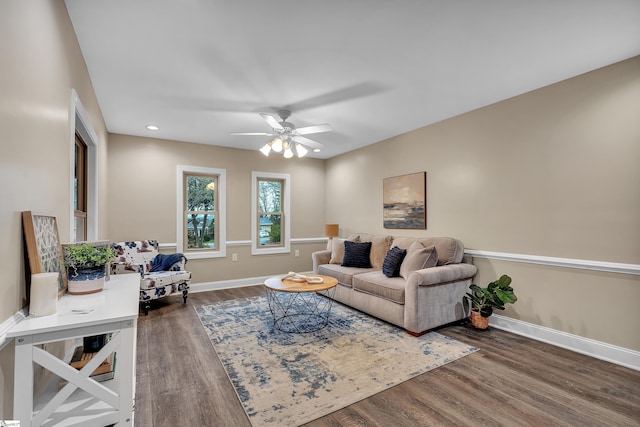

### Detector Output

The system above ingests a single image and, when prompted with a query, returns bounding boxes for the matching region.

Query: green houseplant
[465,274,517,329]
[63,243,115,295]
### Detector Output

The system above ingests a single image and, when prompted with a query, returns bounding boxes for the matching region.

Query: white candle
[29,272,59,317]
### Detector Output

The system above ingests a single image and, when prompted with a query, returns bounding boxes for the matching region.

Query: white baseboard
[490,314,640,371]
[188,271,313,293]
[189,276,270,293]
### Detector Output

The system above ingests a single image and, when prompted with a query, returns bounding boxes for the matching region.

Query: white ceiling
[64,0,640,159]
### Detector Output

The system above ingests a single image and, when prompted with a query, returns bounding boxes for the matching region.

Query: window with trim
[73,133,87,242]
[177,166,226,258]
[252,172,290,255]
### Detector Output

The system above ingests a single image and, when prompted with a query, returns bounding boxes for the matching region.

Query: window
[74,133,87,242]
[177,166,226,258]
[252,172,290,255]
[69,89,98,242]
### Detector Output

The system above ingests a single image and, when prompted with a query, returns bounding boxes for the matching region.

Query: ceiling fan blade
[260,113,284,130]
[230,132,274,136]
[295,123,333,135]
[292,135,324,149]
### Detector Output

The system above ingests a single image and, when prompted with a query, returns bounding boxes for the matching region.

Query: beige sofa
[312,233,477,336]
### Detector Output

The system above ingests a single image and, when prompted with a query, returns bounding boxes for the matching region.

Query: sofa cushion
[382,246,407,278]
[419,237,463,265]
[352,271,406,304]
[141,270,191,290]
[318,263,378,287]
[342,241,373,268]
[399,242,438,279]
[392,236,463,265]
[349,233,393,268]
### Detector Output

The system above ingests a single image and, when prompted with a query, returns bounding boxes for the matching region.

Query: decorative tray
[282,272,324,284]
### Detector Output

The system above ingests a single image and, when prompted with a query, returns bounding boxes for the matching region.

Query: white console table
[7,274,139,427]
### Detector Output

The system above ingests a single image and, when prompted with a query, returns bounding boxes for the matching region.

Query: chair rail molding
[465,249,640,276]
[159,237,327,250]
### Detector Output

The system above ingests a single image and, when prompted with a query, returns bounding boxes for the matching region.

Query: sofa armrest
[404,263,478,334]
[412,263,478,287]
[312,250,332,273]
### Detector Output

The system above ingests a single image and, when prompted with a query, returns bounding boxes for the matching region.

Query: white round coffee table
[264,275,338,333]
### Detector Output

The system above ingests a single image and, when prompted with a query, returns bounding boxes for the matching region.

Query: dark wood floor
[135,286,640,427]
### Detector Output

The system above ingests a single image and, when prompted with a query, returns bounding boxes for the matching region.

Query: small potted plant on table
[465,274,517,329]
[63,243,115,295]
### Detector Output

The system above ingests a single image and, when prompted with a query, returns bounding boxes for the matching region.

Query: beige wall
[0,0,109,417]
[1,0,638,418]
[107,134,327,282]
[326,57,640,350]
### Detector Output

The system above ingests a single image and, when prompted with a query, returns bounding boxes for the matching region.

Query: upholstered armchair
[110,240,191,315]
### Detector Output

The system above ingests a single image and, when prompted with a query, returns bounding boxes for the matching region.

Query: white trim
[156,238,326,251]
[69,89,99,242]
[158,242,178,249]
[251,172,291,255]
[489,314,640,371]
[0,308,28,350]
[176,165,227,259]
[292,237,328,244]
[465,249,640,276]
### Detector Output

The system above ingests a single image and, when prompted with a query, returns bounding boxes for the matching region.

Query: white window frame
[69,89,99,242]
[177,165,226,259]
[251,171,290,255]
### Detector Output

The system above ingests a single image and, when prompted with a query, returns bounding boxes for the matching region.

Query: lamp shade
[324,224,339,238]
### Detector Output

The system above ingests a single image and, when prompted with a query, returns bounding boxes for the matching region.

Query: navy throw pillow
[382,246,407,278]
[341,241,373,268]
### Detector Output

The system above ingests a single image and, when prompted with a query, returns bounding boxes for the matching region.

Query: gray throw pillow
[399,242,438,279]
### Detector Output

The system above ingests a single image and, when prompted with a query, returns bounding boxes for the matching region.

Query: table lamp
[324,224,339,250]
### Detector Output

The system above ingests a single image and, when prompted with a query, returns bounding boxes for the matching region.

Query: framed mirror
[22,211,68,298]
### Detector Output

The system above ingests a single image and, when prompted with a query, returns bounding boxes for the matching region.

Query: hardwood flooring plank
[134,287,640,427]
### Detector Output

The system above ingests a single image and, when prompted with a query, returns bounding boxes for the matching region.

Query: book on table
[69,345,116,381]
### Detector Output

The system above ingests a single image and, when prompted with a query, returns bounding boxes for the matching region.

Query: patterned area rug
[196,296,478,427]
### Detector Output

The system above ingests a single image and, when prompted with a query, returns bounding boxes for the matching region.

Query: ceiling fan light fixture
[283,141,293,158]
[271,137,283,152]
[259,143,272,156]
[295,143,308,157]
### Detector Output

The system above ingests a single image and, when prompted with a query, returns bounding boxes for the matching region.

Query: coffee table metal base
[265,287,336,333]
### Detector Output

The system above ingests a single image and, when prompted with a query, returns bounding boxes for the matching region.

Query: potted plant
[63,243,115,295]
[465,274,517,329]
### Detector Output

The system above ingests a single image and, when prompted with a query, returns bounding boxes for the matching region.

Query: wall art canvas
[383,172,426,229]
[23,211,68,298]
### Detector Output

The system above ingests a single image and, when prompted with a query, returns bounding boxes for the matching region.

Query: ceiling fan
[231,109,332,158]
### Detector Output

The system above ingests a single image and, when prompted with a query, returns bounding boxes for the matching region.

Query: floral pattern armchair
[110,240,190,315]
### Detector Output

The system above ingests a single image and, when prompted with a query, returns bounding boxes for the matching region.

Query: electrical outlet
[232,253,238,262]
[295,249,300,257]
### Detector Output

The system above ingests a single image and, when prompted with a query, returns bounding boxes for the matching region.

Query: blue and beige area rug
[196,296,478,427]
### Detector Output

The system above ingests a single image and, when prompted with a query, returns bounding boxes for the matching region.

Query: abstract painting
[383,172,426,229]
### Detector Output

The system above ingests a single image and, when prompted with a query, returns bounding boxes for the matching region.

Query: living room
[1,1,639,425]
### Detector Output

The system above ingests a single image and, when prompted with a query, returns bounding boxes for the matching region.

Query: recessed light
[146,125,159,131]
[313,148,321,153]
